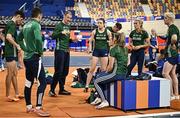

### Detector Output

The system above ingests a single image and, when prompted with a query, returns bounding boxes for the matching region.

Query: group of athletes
[0,6,179,116]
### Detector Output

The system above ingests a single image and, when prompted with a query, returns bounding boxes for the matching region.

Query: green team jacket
[52,21,71,52]
[4,20,18,58]
[18,19,43,60]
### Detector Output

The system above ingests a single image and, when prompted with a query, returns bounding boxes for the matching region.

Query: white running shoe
[91,97,101,105]
[95,100,109,109]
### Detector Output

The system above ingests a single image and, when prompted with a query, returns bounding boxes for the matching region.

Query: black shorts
[92,49,108,57]
[5,57,18,62]
[166,56,178,65]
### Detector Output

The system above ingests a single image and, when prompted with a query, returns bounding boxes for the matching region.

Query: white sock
[26,105,33,110]
[36,106,42,110]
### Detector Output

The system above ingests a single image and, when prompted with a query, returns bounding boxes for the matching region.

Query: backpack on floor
[71,68,94,88]
[77,68,89,85]
[86,89,97,104]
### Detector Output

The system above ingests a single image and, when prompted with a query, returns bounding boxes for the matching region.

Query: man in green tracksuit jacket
[18,8,50,117]
[4,10,25,102]
[49,11,73,96]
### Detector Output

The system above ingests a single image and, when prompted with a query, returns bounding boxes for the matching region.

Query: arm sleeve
[169,28,178,39]
[129,31,133,38]
[17,31,24,42]
[110,47,116,57]
[169,28,179,47]
[7,24,16,37]
[144,31,149,39]
[52,24,63,39]
[17,31,26,51]
[33,23,43,55]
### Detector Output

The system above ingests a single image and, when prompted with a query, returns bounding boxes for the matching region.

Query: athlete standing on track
[84,18,112,92]
[4,10,25,102]
[18,8,50,117]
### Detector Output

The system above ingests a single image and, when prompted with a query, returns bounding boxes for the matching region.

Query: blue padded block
[122,80,136,110]
[148,80,160,108]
